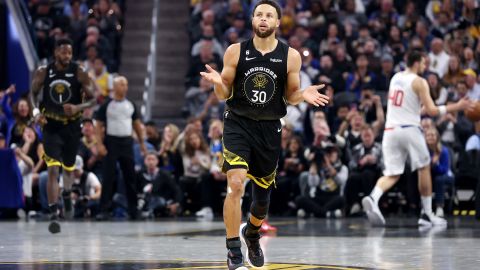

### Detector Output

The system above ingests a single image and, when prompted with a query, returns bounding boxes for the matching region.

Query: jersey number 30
[389,89,404,107]
[252,90,267,103]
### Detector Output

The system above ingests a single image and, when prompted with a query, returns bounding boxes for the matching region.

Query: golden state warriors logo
[0,261,374,269]
[49,79,72,105]
[243,67,278,106]
[252,74,268,89]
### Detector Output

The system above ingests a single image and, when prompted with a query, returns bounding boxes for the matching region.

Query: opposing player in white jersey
[362,50,472,227]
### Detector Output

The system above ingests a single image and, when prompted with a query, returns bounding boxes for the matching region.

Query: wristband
[438,105,447,116]
[33,108,40,117]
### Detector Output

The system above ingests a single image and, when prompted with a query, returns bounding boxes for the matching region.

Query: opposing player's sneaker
[48,214,61,234]
[362,196,385,226]
[418,213,447,227]
[226,239,246,270]
[240,223,264,268]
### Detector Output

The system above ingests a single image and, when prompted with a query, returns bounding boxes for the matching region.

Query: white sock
[370,186,384,204]
[421,196,433,216]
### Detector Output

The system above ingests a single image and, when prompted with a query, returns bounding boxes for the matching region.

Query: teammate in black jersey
[30,38,95,234]
[200,1,329,269]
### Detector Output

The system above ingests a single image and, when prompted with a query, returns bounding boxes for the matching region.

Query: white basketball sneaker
[362,196,385,226]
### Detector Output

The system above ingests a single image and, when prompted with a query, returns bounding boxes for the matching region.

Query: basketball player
[200,1,329,269]
[362,50,472,227]
[30,38,95,233]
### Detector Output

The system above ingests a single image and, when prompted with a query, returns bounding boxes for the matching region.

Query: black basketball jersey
[41,62,82,117]
[227,38,289,121]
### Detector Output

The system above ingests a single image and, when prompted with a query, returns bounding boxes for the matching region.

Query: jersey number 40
[389,89,404,107]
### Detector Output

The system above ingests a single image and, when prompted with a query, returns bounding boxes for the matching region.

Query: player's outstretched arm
[285,48,329,106]
[415,77,473,116]
[200,43,239,100]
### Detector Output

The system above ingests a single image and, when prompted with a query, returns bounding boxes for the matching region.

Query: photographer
[70,156,102,218]
[296,145,347,218]
[137,152,182,218]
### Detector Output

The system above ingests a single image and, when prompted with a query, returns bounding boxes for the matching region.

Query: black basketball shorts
[222,110,282,189]
[42,119,81,172]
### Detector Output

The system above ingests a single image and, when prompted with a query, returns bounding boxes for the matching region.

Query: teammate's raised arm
[29,66,46,115]
[285,48,329,107]
[200,43,240,100]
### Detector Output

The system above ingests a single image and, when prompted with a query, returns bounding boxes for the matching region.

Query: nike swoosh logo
[49,74,55,78]
[277,128,282,132]
[246,57,256,61]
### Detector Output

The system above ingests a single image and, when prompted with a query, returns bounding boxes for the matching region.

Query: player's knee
[250,199,269,220]
[227,170,247,198]
[227,179,244,198]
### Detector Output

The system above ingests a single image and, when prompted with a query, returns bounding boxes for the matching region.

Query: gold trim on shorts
[43,153,75,171]
[222,142,249,169]
[247,170,276,189]
[62,163,76,172]
[43,153,62,167]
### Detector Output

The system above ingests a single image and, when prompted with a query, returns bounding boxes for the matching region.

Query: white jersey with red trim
[385,71,422,128]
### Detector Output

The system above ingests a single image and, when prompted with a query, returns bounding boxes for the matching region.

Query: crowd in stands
[1,0,480,221]
[184,0,480,219]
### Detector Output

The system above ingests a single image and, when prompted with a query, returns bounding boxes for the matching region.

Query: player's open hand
[63,104,79,116]
[200,64,222,86]
[302,84,329,107]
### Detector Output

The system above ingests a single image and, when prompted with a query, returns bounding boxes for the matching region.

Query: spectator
[427,72,448,105]
[382,25,406,64]
[425,128,454,218]
[357,90,385,135]
[9,98,33,146]
[345,54,376,99]
[443,55,465,87]
[78,119,103,179]
[179,130,212,215]
[462,47,478,70]
[137,152,182,218]
[67,0,88,48]
[158,123,183,180]
[90,58,113,104]
[317,53,344,93]
[19,125,44,185]
[191,25,224,57]
[13,143,34,217]
[195,120,227,217]
[70,155,102,218]
[95,76,147,220]
[374,54,395,92]
[344,125,383,215]
[337,110,365,151]
[429,38,450,77]
[463,69,480,100]
[186,41,222,87]
[144,121,161,151]
[185,76,213,117]
[273,136,307,214]
[82,45,99,73]
[80,26,113,69]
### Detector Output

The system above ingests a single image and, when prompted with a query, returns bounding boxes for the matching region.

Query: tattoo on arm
[77,67,96,110]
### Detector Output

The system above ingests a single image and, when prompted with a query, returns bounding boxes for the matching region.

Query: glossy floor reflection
[0,217,479,269]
